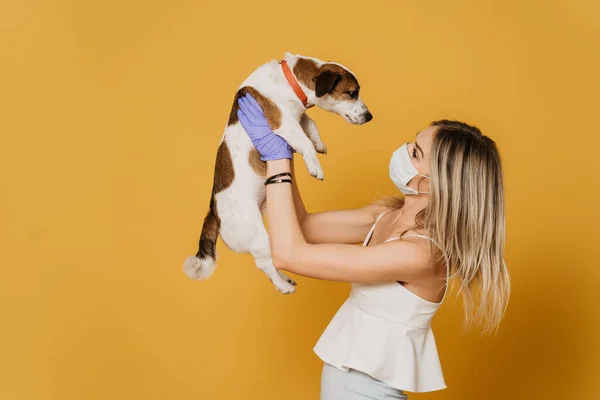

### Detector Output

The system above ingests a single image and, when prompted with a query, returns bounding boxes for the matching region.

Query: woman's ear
[314,71,341,98]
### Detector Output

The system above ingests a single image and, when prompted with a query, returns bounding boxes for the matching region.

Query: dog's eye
[346,90,358,99]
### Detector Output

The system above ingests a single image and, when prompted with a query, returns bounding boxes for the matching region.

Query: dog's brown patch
[248,147,267,176]
[248,148,268,211]
[197,192,221,259]
[258,190,267,213]
[227,86,282,130]
[315,64,359,99]
[204,196,221,234]
[196,141,234,260]
[213,141,235,193]
[293,58,319,90]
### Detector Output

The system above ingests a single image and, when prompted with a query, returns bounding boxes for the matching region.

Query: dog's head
[313,64,372,125]
[289,54,373,125]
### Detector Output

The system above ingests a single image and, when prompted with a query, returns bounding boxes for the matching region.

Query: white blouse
[313,212,450,393]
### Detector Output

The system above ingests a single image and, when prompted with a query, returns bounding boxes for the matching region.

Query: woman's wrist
[266,159,292,176]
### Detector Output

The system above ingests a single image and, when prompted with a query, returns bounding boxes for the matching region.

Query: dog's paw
[273,279,296,294]
[278,271,297,286]
[315,141,327,154]
[309,166,324,180]
[311,166,324,180]
[305,157,324,180]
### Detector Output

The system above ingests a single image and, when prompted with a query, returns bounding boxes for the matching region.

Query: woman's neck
[404,192,429,207]
[399,194,429,221]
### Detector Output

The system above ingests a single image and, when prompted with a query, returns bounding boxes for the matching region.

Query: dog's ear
[314,71,341,98]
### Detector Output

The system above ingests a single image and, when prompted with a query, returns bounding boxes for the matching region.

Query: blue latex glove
[237,93,293,161]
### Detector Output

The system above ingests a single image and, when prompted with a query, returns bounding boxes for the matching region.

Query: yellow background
[1,0,599,399]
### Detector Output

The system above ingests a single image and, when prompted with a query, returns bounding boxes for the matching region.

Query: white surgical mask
[389,143,430,195]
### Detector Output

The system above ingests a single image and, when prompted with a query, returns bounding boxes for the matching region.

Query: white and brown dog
[183,52,372,294]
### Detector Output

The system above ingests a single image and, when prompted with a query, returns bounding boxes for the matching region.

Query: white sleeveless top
[313,211,450,393]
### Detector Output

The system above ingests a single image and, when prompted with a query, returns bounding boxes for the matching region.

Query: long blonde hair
[378,120,510,335]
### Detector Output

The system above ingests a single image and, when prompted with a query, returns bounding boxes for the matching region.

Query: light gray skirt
[320,363,408,400]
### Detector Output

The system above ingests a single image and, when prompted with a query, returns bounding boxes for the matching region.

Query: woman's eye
[412,148,417,158]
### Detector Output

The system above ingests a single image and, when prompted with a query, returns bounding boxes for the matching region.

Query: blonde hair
[378,120,510,335]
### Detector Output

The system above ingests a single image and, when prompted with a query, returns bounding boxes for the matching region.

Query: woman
[236,94,510,399]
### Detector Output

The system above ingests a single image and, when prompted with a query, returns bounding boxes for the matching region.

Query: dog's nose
[364,111,373,122]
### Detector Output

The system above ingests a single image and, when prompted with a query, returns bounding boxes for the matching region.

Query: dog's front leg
[300,113,327,154]
[274,120,324,180]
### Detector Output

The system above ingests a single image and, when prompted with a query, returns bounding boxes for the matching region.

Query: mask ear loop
[414,173,430,195]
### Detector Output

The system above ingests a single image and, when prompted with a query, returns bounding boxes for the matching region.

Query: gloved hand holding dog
[237,93,293,161]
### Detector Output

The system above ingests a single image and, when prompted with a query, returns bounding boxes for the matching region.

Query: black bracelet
[265,172,292,184]
[264,178,292,186]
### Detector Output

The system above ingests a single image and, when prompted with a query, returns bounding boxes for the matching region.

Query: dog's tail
[183,193,220,280]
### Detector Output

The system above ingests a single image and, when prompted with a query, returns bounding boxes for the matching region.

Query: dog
[183,52,372,294]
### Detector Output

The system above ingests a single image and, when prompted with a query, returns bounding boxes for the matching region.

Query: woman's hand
[237,94,293,161]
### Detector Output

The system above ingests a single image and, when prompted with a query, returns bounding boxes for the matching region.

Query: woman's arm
[236,93,429,282]
[301,205,389,245]
[266,159,433,283]
[290,157,308,224]
[290,155,388,244]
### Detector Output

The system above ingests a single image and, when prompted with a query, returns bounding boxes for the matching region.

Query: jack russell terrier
[183,52,372,294]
